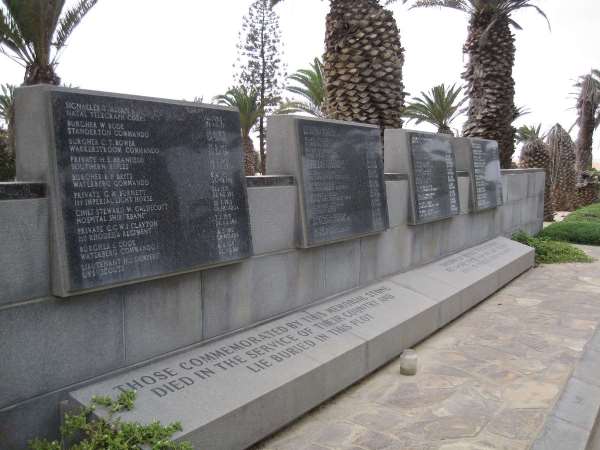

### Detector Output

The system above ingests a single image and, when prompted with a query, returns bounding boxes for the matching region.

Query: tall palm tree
[278,57,326,117]
[214,86,263,176]
[516,123,542,143]
[573,70,600,173]
[399,0,549,168]
[403,83,466,135]
[0,0,99,85]
[272,0,405,131]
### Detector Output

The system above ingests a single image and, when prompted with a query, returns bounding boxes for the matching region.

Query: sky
[1,0,599,160]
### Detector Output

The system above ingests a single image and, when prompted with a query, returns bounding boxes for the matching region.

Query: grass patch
[564,202,600,223]
[513,231,594,264]
[539,221,600,245]
[539,203,600,246]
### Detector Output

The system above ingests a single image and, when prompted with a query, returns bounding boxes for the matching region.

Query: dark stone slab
[469,139,503,211]
[296,119,389,247]
[384,173,408,181]
[246,175,295,187]
[406,132,460,224]
[43,89,252,296]
[0,182,46,200]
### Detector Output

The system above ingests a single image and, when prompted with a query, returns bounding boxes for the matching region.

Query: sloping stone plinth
[69,237,533,450]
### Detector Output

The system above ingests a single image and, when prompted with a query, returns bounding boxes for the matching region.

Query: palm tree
[573,70,600,173]
[517,124,553,220]
[0,0,99,85]
[272,0,405,130]
[277,58,326,117]
[546,124,577,211]
[214,86,263,176]
[399,0,549,168]
[403,83,466,135]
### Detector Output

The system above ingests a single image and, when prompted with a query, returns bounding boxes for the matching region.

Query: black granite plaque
[49,91,252,296]
[296,119,389,247]
[470,139,503,211]
[407,132,460,224]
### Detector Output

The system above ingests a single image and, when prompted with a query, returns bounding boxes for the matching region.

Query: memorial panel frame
[18,87,253,297]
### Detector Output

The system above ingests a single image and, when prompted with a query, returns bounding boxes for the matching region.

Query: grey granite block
[446,214,469,253]
[552,377,600,431]
[123,272,203,365]
[359,235,378,286]
[323,240,361,297]
[247,186,297,255]
[501,175,509,203]
[0,390,64,450]
[535,170,546,196]
[458,176,471,214]
[68,281,433,450]
[0,291,124,408]
[386,180,408,228]
[391,270,465,328]
[511,200,524,232]
[531,415,589,450]
[383,129,409,174]
[527,172,537,198]
[507,174,527,202]
[573,348,600,388]
[0,199,50,306]
[201,250,326,340]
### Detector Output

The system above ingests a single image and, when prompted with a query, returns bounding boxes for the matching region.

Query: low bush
[563,202,600,223]
[538,221,600,246]
[513,231,594,264]
[29,390,192,450]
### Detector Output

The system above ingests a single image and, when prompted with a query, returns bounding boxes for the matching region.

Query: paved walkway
[253,245,600,450]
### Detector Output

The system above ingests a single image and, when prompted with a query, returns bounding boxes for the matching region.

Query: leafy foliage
[278,57,326,117]
[214,86,263,138]
[538,221,600,246]
[403,83,466,135]
[516,124,542,143]
[0,127,14,180]
[28,390,192,450]
[563,202,600,223]
[0,0,99,85]
[235,0,285,173]
[0,83,14,128]
[513,231,593,264]
[396,0,549,34]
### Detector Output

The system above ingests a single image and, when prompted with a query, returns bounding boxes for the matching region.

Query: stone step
[67,237,534,450]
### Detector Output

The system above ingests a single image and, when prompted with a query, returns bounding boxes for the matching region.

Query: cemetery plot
[49,90,252,296]
[295,118,389,247]
[407,132,460,224]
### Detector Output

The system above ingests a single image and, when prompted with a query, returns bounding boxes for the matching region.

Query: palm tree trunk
[462,12,516,169]
[324,0,404,131]
[242,135,257,176]
[575,97,595,173]
[24,63,61,86]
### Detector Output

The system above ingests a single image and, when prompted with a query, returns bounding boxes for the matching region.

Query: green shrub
[538,221,600,246]
[563,203,600,223]
[513,231,594,264]
[29,390,192,450]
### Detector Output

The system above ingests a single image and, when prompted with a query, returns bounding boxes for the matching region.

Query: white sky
[1,0,599,160]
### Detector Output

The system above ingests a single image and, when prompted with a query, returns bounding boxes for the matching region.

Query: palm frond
[516,124,542,143]
[55,0,98,50]
[281,57,325,117]
[214,85,263,137]
[403,83,466,133]
[0,83,15,126]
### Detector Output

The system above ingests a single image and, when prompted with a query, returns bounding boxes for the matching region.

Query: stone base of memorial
[67,237,534,450]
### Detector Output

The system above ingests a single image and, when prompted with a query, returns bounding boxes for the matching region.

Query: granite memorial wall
[0,86,545,449]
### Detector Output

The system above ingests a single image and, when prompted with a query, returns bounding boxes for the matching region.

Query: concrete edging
[532,327,600,450]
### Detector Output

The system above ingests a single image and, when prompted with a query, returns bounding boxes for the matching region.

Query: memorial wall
[0,87,545,449]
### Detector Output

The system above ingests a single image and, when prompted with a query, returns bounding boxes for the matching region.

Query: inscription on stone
[407,132,460,224]
[296,119,389,247]
[470,139,503,210]
[50,91,252,296]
